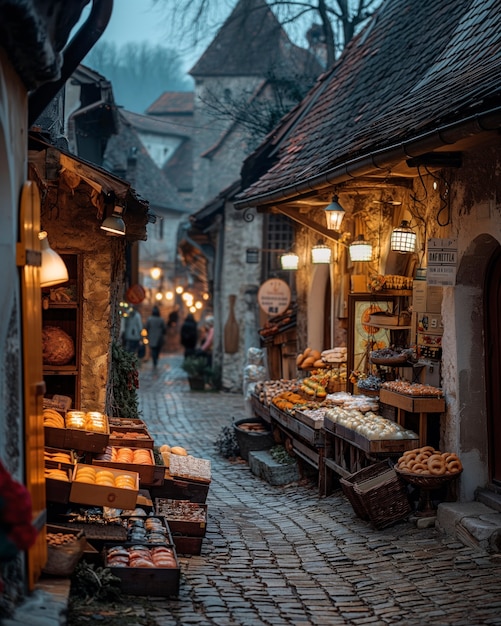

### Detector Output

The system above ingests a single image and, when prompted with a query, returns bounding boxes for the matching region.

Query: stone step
[436,501,501,553]
[248,449,300,486]
[476,487,501,512]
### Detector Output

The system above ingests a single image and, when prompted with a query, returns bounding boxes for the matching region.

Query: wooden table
[379,388,445,447]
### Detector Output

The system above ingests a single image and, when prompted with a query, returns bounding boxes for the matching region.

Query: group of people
[180,313,214,364]
[120,305,166,368]
[120,305,214,368]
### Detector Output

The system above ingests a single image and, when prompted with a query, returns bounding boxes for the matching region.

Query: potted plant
[182,355,212,391]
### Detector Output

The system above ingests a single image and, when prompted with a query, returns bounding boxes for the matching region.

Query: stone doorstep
[248,449,300,486]
[436,501,501,553]
[2,578,71,626]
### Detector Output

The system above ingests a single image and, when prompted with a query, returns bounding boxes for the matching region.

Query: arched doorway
[484,247,501,485]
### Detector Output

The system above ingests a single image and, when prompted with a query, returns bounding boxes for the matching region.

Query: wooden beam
[274,205,346,245]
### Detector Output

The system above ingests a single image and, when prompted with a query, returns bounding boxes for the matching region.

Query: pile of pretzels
[396,446,462,476]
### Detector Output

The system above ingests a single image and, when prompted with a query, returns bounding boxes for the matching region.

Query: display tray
[293,409,325,430]
[171,535,203,555]
[52,520,127,542]
[104,547,180,597]
[44,447,77,470]
[70,464,139,510]
[154,499,207,537]
[323,419,420,454]
[149,473,210,504]
[270,404,325,446]
[108,429,154,449]
[108,417,148,429]
[168,455,211,484]
[92,448,156,485]
[44,425,67,449]
[379,388,445,413]
[65,428,110,454]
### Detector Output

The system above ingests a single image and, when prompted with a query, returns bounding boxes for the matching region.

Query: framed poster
[346,294,394,392]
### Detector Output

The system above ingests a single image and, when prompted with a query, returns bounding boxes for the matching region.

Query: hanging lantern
[324,195,345,231]
[391,220,416,253]
[280,253,299,270]
[311,244,332,264]
[349,235,372,262]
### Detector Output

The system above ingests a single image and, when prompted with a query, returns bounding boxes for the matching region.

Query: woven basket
[395,468,462,490]
[340,459,411,529]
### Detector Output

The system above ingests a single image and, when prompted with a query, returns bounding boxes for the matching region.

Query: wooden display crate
[45,469,72,504]
[92,447,156,484]
[323,418,420,454]
[294,409,325,430]
[149,474,210,503]
[44,447,77,470]
[65,425,110,454]
[154,499,207,537]
[104,548,180,597]
[250,394,271,423]
[379,388,445,413]
[70,464,139,510]
[108,429,154,449]
[171,535,203,555]
[44,425,67,449]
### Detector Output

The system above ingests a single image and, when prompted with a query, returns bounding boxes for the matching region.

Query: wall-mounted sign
[427,238,458,286]
[257,278,291,316]
[126,284,146,304]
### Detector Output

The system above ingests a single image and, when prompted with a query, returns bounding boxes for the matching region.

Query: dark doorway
[485,248,501,485]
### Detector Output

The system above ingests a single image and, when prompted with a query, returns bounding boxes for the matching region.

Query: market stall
[42,406,212,595]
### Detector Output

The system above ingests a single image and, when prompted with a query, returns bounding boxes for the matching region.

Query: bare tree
[153,0,383,67]
[85,41,191,113]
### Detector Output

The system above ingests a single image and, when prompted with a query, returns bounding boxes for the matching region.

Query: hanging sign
[126,284,146,304]
[427,238,458,286]
[257,278,291,316]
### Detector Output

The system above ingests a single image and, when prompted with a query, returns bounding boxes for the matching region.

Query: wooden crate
[92,448,156,484]
[171,535,203,555]
[104,548,180,597]
[379,388,445,413]
[294,409,325,430]
[65,427,110,454]
[323,419,419,454]
[149,474,210,503]
[154,500,207,537]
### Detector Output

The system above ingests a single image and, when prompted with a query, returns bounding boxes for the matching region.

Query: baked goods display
[66,410,108,432]
[321,347,347,363]
[97,446,154,465]
[254,379,300,406]
[44,468,70,481]
[44,450,73,464]
[381,381,443,397]
[296,347,323,370]
[124,516,170,544]
[43,408,65,428]
[106,545,177,568]
[42,325,75,365]
[110,430,151,440]
[396,446,462,475]
[74,466,137,489]
[272,390,308,413]
[325,406,418,441]
[168,454,211,482]
[155,499,206,523]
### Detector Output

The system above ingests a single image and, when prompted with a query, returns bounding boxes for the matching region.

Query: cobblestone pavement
[133,354,501,626]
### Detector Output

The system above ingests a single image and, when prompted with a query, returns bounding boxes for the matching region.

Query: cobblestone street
[109,353,501,626]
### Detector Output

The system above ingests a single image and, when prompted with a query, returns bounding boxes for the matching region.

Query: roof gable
[146,92,194,116]
[189,0,317,78]
[236,0,501,206]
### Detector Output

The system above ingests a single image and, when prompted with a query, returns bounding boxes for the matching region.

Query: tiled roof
[189,0,320,78]
[236,0,501,207]
[104,110,187,212]
[121,109,191,139]
[145,92,194,115]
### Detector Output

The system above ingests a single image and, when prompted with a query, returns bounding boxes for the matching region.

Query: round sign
[126,284,146,304]
[257,278,291,316]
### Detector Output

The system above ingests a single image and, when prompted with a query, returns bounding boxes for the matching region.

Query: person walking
[145,305,166,368]
[180,313,198,357]
[120,306,143,355]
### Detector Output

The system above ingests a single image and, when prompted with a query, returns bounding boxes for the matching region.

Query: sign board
[427,238,458,286]
[257,278,291,316]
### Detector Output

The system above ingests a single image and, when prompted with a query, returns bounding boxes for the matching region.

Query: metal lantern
[349,235,372,262]
[391,220,416,253]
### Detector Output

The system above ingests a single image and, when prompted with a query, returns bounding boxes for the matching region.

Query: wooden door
[16,181,46,589]
[485,248,501,485]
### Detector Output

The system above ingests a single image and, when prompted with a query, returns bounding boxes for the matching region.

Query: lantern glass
[391,221,416,253]
[311,244,332,264]
[349,235,372,262]
[280,253,299,270]
[324,195,345,231]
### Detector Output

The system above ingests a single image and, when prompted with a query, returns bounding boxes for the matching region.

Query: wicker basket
[340,459,412,529]
[395,468,462,490]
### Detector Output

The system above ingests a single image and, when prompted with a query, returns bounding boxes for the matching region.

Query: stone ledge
[436,502,501,552]
[248,450,300,486]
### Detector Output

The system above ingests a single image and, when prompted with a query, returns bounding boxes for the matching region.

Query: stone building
[235,0,501,503]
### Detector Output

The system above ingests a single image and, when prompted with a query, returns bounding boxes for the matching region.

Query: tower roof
[189,0,316,77]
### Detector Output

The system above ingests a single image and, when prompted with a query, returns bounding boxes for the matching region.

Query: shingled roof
[146,92,194,116]
[189,0,319,78]
[235,0,501,208]
[104,110,186,213]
